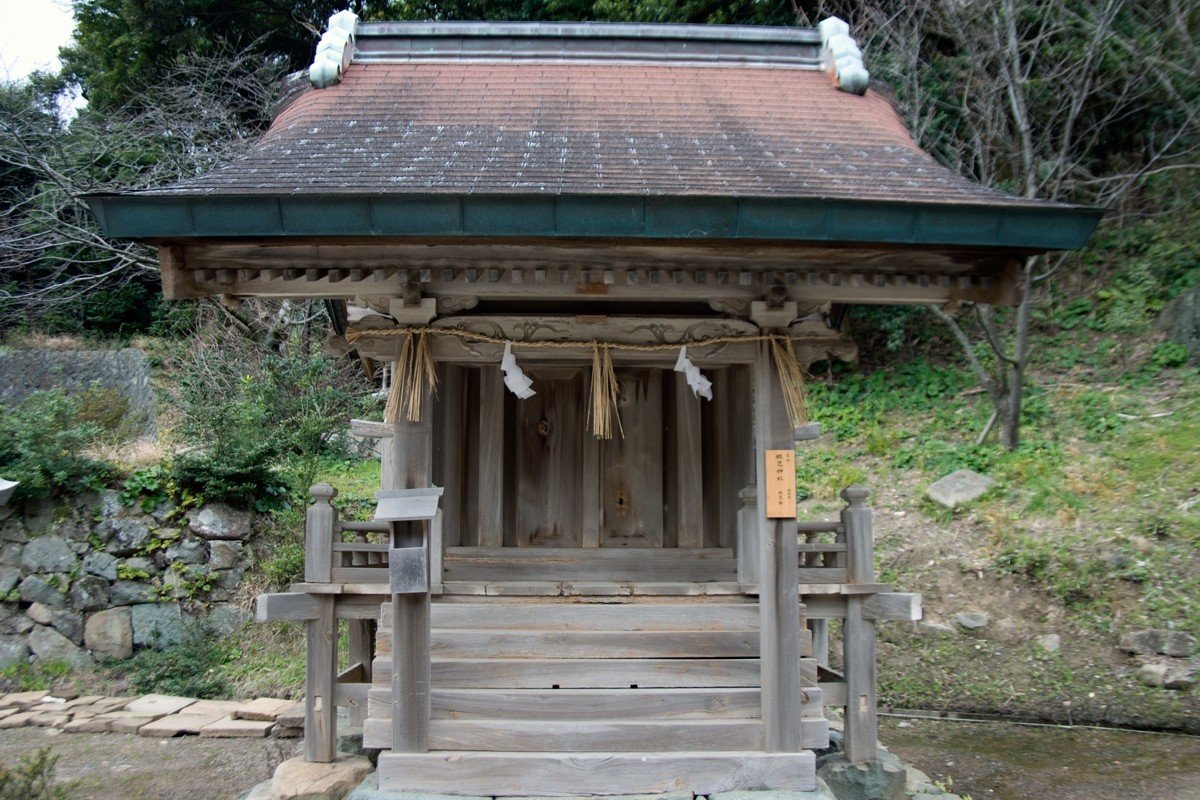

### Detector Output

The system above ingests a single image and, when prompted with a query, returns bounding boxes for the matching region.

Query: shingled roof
[86,21,1101,250]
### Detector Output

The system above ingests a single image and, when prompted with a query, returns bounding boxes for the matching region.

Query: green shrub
[117,624,235,698]
[120,464,171,513]
[262,540,306,588]
[1149,341,1190,370]
[171,445,289,511]
[0,389,114,501]
[0,749,67,800]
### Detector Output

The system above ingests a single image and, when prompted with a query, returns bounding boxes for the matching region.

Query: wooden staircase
[367,596,826,795]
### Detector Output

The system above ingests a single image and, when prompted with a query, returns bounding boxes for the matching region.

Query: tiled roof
[144,60,1057,208]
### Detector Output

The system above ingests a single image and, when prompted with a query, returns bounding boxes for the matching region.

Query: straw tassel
[769,336,808,427]
[589,342,623,439]
[384,330,438,424]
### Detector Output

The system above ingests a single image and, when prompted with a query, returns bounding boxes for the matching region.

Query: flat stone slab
[62,715,114,733]
[348,774,491,800]
[187,699,243,716]
[275,702,305,729]
[138,712,227,737]
[125,693,197,716]
[28,712,71,727]
[710,791,836,800]
[106,712,163,733]
[0,690,49,709]
[233,697,296,721]
[277,755,373,800]
[926,469,997,508]
[200,717,275,737]
[0,711,37,729]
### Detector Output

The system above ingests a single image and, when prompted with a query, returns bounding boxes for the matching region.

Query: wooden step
[371,656,763,688]
[364,718,765,751]
[371,656,819,688]
[364,717,829,751]
[376,629,760,659]
[384,600,760,630]
[377,751,817,795]
[368,687,763,720]
[442,547,738,582]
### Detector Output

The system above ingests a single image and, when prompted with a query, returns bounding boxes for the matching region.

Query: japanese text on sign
[765,449,797,519]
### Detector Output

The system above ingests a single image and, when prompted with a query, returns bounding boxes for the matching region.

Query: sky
[0,0,75,81]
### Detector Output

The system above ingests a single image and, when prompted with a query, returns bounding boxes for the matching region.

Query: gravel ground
[0,727,292,799]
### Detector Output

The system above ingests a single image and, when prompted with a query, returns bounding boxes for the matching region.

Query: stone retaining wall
[0,491,253,669]
[0,348,156,435]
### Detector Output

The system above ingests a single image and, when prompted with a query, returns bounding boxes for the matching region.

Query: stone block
[187,699,243,716]
[346,774,491,800]
[955,612,989,630]
[138,712,227,737]
[85,607,134,659]
[205,603,251,637]
[817,751,907,800]
[21,535,78,573]
[189,504,253,541]
[200,717,275,737]
[19,575,66,607]
[62,715,113,733]
[926,469,997,509]
[109,580,156,606]
[0,565,20,593]
[131,602,185,648]
[125,693,197,716]
[28,604,83,645]
[0,605,35,635]
[166,536,206,565]
[234,697,297,721]
[69,575,111,611]
[209,540,244,571]
[0,635,30,668]
[1120,628,1197,657]
[0,711,37,729]
[276,702,306,729]
[241,781,275,800]
[0,690,49,708]
[83,551,119,580]
[107,518,153,556]
[27,625,93,669]
[272,754,373,800]
[107,712,162,733]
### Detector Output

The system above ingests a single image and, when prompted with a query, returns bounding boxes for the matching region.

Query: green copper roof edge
[82,193,1104,251]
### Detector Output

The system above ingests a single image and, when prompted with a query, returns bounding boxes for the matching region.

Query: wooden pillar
[476,368,505,548]
[673,374,705,549]
[841,485,877,763]
[388,390,433,754]
[753,342,803,752]
[304,594,337,762]
[304,484,337,583]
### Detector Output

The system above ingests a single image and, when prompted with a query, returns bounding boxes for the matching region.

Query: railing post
[840,484,877,764]
[305,483,338,583]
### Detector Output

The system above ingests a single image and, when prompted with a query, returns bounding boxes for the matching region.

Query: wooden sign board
[765,449,797,519]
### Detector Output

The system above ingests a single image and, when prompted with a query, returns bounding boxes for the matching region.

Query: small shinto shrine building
[87,16,1101,796]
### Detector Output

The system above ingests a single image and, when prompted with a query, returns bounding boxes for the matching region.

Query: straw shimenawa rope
[351,326,808,436]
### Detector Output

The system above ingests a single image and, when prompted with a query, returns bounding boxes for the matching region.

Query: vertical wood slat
[347,618,374,725]
[517,371,591,547]
[841,485,877,763]
[388,388,433,755]
[716,367,754,548]
[673,374,705,549]
[754,342,803,753]
[305,595,337,762]
[735,487,759,586]
[476,369,505,549]
[440,366,465,549]
[304,485,338,583]
[599,370,663,547]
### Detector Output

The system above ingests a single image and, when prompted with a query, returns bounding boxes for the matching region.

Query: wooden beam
[304,485,338,583]
[475,369,505,548]
[754,341,804,753]
[304,595,337,763]
[863,592,922,622]
[254,592,319,622]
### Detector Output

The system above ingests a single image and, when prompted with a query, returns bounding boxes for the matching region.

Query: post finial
[841,484,870,506]
[310,483,338,502]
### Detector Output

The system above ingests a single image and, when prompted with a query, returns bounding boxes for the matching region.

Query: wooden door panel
[600,369,664,548]
[515,370,593,547]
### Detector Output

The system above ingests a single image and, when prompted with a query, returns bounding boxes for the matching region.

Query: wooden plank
[330,566,390,583]
[717,366,754,548]
[415,602,760,631]
[442,548,737,582]
[672,374,705,549]
[820,680,847,707]
[439,366,465,549]
[600,369,664,547]
[379,630,758,660]
[254,592,319,622]
[366,719,764,752]
[349,418,394,438]
[373,658,762,688]
[516,369,590,547]
[843,597,877,764]
[334,681,370,710]
[797,568,848,584]
[754,341,803,753]
[369,687,761,721]
[377,751,817,795]
[863,592,922,622]
[475,368,505,549]
[304,595,337,763]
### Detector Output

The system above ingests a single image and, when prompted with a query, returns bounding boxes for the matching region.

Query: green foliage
[0,660,73,692]
[1149,342,1190,370]
[116,562,151,581]
[120,465,171,513]
[0,389,114,501]
[261,541,306,589]
[0,749,67,800]
[115,624,235,698]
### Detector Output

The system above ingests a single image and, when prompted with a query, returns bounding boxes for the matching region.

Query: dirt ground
[881,717,1200,800]
[0,726,288,799]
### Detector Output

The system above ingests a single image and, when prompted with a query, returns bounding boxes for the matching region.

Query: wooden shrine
[87,16,1101,796]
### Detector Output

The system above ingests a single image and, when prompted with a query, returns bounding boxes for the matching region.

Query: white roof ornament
[818,16,869,96]
[310,10,359,89]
